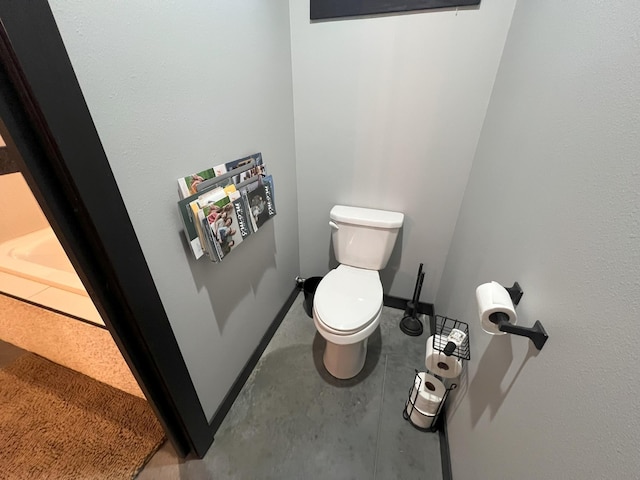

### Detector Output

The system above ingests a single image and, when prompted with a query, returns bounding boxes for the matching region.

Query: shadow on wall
[447,358,469,419]
[467,335,540,427]
[379,228,404,294]
[183,220,278,333]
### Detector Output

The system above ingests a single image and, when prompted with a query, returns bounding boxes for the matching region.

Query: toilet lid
[315,265,383,333]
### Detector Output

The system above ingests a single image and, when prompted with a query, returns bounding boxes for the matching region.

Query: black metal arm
[489,312,549,351]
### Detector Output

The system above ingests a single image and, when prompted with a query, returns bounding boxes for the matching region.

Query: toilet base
[323,338,368,379]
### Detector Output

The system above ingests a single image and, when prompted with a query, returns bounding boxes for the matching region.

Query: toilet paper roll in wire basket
[405,401,437,429]
[409,372,446,415]
[425,334,462,378]
[476,281,517,335]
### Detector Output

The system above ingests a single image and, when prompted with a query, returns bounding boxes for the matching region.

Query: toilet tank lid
[330,205,404,228]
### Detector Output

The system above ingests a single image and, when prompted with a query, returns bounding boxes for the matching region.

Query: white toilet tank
[330,205,404,270]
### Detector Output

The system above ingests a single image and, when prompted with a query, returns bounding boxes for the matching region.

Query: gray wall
[289,0,517,300]
[49,1,299,421]
[436,1,640,478]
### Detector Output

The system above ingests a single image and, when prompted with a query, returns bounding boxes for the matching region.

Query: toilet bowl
[313,265,383,379]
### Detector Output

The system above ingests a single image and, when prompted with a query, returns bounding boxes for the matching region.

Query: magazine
[205,194,234,261]
[232,197,252,241]
[198,208,221,262]
[262,174,276,204]
[190,202,208,259]
[212,152,261,177]
[196,158,256,193]
[177,168,216,200]
[246,181,276,231]
[182,187,226,259]
[218,197,251,258]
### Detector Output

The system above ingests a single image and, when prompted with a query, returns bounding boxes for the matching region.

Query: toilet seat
[314,265,383,334]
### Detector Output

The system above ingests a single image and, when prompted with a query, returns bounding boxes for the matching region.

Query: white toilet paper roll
[476,281,517,335]
[405,399,436,429]
[409,372,446,415]
[425,334,463,378]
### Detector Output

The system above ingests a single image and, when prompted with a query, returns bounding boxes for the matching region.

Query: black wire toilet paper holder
[403,369,457,432]
[491,282,549,351]
[429,315,471,362]
[403,316,469,432]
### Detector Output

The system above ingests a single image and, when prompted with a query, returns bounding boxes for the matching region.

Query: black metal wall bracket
[488,281,549,351]
[505,281,523,306]
[496,315,549,350]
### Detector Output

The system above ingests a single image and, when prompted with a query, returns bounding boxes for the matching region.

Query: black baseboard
[383,293,434,317]
[207,287,299,437]
[438,404,453,480]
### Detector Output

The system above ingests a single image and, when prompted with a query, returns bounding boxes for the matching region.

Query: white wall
[49,0,299,421]
[436,1,640,478]
[290,1,517,300]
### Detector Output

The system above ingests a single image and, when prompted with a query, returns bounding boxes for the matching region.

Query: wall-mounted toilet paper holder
[490,282,549,351]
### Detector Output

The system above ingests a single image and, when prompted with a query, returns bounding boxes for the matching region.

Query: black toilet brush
[400,263,425,336]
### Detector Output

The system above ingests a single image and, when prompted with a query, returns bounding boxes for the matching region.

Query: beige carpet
[0,353,165,480]
[0,293,144,398]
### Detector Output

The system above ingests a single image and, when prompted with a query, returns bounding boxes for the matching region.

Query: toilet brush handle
[409,269,424,318]
[411,264,424,303]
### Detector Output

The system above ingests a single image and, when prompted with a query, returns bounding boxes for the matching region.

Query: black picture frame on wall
[310,0,481,20]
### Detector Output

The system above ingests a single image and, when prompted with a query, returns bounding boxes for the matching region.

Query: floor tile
[28,287,103,325]
[0,271,48,299]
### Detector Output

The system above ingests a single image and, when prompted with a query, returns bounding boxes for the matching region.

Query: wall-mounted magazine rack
[177,152,276,262]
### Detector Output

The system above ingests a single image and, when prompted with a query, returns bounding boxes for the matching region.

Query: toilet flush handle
[329,221,339,230]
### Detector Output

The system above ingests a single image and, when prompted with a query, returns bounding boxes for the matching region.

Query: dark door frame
[0,2,214,457]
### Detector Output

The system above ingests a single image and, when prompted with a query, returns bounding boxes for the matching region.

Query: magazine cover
[232,154,265,185]
[236,163,267,185]
[246,183,276,231]
[201,196,232,259]
[215,198,250,258]
[232,197,252,241]
[190,202,208,258]
[198,209,221,262]
[262,174,276,204]
[196,159,256,193]
[177,186,225,259]
[177,168,216,199]
[262,176,276,219]
[213,152,260,177]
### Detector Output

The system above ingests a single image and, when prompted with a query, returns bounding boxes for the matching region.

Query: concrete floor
[139,293,443,480]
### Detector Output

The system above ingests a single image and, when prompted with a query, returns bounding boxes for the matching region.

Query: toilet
[313,205,404,379]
